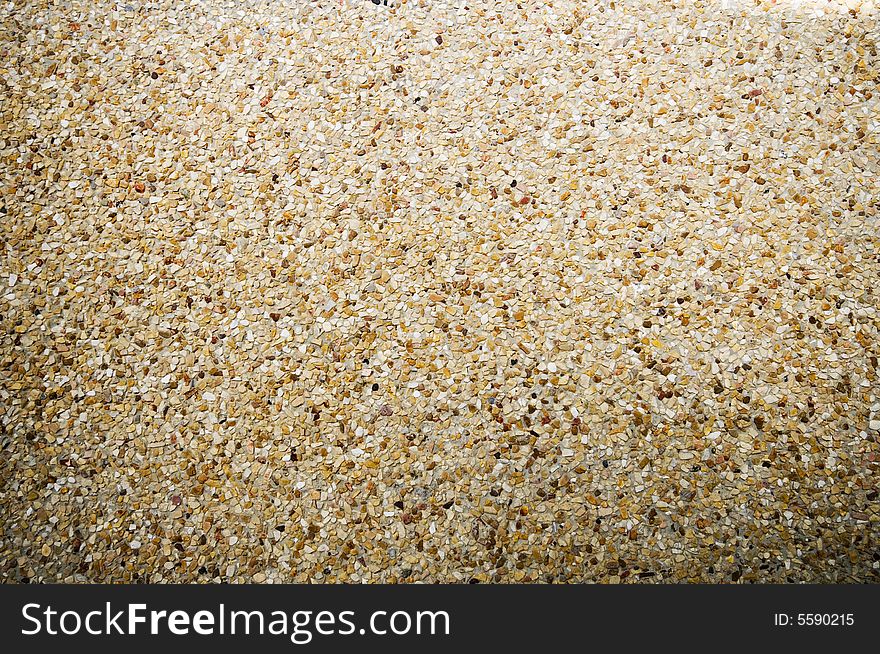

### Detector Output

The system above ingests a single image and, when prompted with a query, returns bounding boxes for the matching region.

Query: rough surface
[1,0,879,583]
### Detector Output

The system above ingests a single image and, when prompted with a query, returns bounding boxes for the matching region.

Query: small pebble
[1,0,877,585]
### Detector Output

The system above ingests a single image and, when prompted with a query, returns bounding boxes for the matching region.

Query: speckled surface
[1,0,878,582]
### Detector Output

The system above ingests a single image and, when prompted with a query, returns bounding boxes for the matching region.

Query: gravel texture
[1,0,879,583]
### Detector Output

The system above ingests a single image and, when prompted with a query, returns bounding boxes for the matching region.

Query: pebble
[1,0,878,584]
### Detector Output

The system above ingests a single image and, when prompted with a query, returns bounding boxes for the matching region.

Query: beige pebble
[1,0,878,584]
